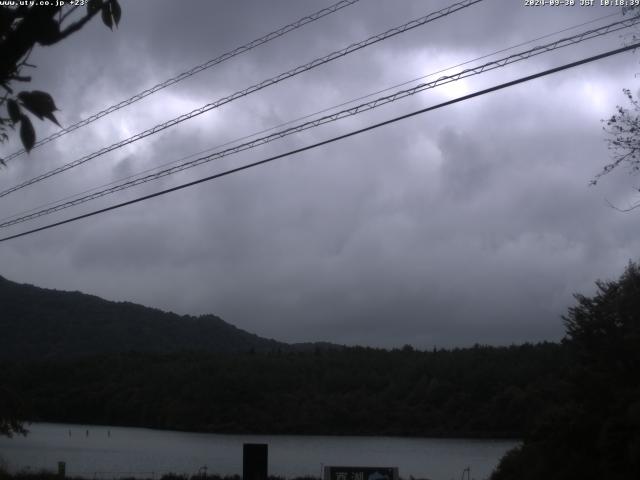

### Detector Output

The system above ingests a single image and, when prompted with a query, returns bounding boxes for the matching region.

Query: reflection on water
[0,423,518,480]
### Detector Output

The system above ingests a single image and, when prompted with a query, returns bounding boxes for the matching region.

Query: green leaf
[18,91,60,126]
[101,3,113,30]
[87,0,102,15]
[45,111,60,127]
[7,99,20,124]
[110,0,121,27]
[19,114,35,152]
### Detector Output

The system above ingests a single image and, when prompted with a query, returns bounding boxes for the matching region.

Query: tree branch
[59,5,80,24]
[55,2,106,42]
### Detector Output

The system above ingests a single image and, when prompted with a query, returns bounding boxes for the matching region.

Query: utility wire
[1,41,638,244]
[0,0,483,199]
[1,0,361,162]
[0,7,622,226]
[1,13,637,229]
[1,12,618,227]
[1,9,619,225]
[1,13,622,224]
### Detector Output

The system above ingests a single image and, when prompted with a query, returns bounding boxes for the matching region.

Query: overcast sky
[1,0,639,348]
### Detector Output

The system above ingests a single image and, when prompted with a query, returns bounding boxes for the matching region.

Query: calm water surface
[0,423,518,480]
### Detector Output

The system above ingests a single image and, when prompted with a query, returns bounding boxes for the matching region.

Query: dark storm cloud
[1,0,639,348]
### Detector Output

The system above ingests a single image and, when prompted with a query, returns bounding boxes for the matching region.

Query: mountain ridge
[0,274,299,359]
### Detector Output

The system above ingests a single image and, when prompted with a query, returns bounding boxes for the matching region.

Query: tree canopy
[491,261,640,480]
[597,89,640,188]
[593,6,640,208]
[0,0,121,160]
[1,343,568,438]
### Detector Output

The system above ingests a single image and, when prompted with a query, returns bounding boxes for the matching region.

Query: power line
[3,8,619,214]
[1,0,361,162]
[0,0,483,199]
[1,13,634,227]
[2,9,621,208]
[2,13,638,229]
[1,41,638,244]
[1,11,620,226]
[4,13,623,225]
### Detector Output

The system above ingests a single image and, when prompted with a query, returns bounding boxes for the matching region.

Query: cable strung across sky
[1,0,361,163]
[1,41,638,244]
[1,13,637,229]
[0,11,621,227]
[0,0,483,199]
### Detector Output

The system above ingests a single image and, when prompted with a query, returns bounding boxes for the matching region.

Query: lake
[0,423,518,480]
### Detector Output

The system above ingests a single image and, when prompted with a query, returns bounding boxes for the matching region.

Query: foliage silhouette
[491,261,640,480]
[594,6,640,208]
[1,343,568,438]
[0,0,121,161]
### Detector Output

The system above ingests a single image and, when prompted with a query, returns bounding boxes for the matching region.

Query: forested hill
[3,344,569,438]
[0,274,572,439]
[0,275,287,359]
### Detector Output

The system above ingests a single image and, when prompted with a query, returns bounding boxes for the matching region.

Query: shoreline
[16,421,523,442]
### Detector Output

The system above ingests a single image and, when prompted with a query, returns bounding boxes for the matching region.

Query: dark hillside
[2,343,570,438]
[0,275,285,359]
